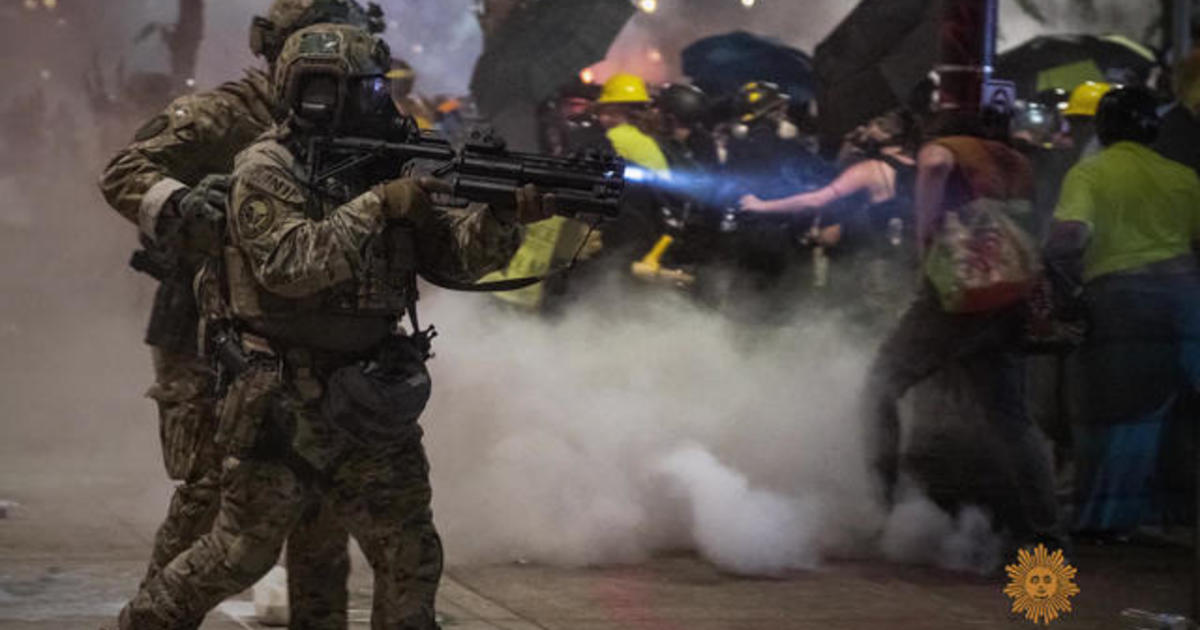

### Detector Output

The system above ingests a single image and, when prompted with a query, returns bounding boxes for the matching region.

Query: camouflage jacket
[222,126,521,353]
[99,69,274,240]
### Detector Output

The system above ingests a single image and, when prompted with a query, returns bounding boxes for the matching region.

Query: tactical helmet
[657,83,709,126]
[250,0,385,63]
[735,81,789,122]
[1095,86,1160,147]
[274,23,394,131]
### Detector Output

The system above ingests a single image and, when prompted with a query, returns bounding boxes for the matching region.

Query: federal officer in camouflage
[99,2,381,628]
[117,22,554,629]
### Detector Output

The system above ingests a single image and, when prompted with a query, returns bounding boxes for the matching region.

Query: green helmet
[274,23,394,130]
[250,0,385,62]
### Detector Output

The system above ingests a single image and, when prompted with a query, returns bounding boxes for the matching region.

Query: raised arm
[739,159,896,214]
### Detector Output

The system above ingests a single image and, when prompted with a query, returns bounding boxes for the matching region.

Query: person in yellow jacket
[1064,81,1112,161]
[593,72,670,173]
[593,72,687,284]
[485,72,676,308]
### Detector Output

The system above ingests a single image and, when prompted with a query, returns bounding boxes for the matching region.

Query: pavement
[0,454,1193,630]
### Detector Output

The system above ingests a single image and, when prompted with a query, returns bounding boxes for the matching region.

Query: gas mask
[731,116,799,141]
[276,25,398,135]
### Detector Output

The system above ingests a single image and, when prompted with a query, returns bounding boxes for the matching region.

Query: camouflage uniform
[100,69,351,629]
[118,111,521,629]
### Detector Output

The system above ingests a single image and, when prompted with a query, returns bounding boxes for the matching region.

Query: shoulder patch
[243,165,305,204]
[236,194,277,240]
[133,114,169,142]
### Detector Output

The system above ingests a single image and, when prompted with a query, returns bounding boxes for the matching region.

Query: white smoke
[881,495,1004,574]
[656,444,824,575]
[418,282,898,574]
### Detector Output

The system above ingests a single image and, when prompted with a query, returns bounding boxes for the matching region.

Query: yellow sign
[1004,544,1080,625]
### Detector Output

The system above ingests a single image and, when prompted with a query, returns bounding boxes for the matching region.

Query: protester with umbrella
[997,33,1158,99]
[681,30,816,107]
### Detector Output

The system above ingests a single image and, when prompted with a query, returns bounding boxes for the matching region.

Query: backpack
[923,136,1042,314]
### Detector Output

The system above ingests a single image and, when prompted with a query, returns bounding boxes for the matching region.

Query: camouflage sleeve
[98,88,257,240]
[414,202,522,284]
[228,142,386,299]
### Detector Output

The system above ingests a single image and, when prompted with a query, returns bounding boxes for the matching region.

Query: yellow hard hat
[597,72,651,104]
[1063,81,1113,117]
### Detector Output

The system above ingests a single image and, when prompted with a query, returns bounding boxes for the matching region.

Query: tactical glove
[159,174,230,258]
[373,177,451,225]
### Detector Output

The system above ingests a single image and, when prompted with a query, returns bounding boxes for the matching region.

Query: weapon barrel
[449,175,621,218]
[325,134,626,218]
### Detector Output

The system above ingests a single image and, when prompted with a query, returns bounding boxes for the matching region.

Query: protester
[1063,81,1112,162]
[1046,86,1200,536]
[655,82,719,171]
[724,81,826,201]
[862,108,1061,548]
[738,109,920,317]
[594,72,670,173]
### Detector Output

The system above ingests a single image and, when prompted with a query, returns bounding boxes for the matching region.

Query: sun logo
[1004,544,1080,625]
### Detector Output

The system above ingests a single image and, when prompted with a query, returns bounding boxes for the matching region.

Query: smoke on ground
[417,282,1002,574]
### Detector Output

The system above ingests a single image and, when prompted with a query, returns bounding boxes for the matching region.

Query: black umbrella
[470,0,634,151]
[996,33,1159,98]
[681,31,816,103]
[812,0,940,156]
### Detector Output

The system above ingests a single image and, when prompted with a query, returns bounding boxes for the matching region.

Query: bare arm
[913,143,955,257]
[740,160,894,213]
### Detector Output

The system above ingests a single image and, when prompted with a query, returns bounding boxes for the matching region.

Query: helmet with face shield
[273,23,398,134]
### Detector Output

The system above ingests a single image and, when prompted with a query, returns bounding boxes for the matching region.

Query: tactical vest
[223,137,414,354]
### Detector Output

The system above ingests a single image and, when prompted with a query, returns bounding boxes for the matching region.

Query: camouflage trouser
[138,348,351,630]
[121,363,443,630]
[142,348,224,591]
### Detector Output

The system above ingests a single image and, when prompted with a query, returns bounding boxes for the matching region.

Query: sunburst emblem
[1004,544,1080,625]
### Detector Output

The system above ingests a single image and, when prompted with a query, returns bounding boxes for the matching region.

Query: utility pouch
[224,246,265,319]
[321,336,431,444]
[147,351,218,481]
[145,277,200,353]
[215,357,286,459]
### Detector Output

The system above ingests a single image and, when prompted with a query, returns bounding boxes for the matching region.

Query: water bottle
[1120,608,1193,629]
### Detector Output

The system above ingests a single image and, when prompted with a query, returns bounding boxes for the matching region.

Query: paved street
[0,454,1191,630]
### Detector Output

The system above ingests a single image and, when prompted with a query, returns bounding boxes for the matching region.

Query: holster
[213,334,293,460]
[145,276,200,354]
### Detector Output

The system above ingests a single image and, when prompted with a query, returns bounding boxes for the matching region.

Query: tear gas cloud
[419,283,887,573]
